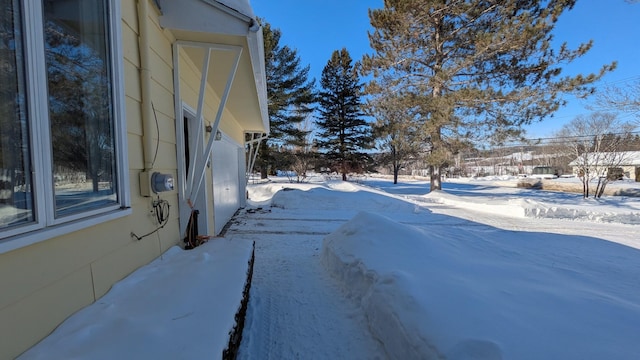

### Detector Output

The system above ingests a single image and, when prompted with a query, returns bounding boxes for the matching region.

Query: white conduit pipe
[138,0,155,170]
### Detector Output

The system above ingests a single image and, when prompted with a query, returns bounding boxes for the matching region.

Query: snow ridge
[322,211,495,360]
[421,191,640,224]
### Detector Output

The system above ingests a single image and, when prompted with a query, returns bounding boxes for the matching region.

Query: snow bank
[20,239,255,360]
[322,212,450,359]
[246,181,325,205]
[322,211,640,360]
[523,202,640,223]
[422,190,527,218]
[422,189,640,224]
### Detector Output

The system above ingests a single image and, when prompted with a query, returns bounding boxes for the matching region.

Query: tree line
[253,0,639,192]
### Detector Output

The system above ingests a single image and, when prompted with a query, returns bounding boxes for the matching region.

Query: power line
[495,131,640,149]
[600,74,640,86]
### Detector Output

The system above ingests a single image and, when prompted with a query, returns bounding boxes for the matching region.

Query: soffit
[159,0,268,133]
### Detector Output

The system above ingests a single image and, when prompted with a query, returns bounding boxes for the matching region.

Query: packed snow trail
[227,207,386,360]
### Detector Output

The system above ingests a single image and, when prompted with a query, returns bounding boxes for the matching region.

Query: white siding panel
[212,137,241,234]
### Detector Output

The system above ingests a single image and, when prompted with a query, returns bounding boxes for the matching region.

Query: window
[0,0,128,242]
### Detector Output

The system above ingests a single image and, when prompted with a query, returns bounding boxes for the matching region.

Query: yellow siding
[151,53,174,96]
[124,59,142,102]
[0,218,134,311]
[0,1,182,357]
[127,132,145,170]
[0,0,264,355]
[121,15,140,68]
[178,52,204,111]
[158,218,181,253]
[126,95,143,136]
[150,83,176,126]
[154,109,176,144]
[148,13,174,69]
[128,170,144,207]
[91,232,162,299]
[120,0,138,35]
[0,267,94,359]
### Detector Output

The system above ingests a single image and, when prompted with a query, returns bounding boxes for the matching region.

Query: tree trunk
[92,176,99,193]
[341,156,347,181]
[259,141,269,179]
[428,16,444,193]
[429,125,444,191]
[582,176,590,198]
[392,148,398,184]
[430,165,442,191]
[596,178,608,198]
[393,163,399,184]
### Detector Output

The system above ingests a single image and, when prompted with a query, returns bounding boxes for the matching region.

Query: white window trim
[0,0,130,254]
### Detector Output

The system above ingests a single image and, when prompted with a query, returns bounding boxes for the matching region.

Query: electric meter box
[140,171,174,197]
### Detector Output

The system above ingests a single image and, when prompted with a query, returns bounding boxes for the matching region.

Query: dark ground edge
[222,240,255,360]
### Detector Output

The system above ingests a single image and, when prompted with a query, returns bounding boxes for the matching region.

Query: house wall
[571,165,640,181]
[0,2,182,358]
[621,165,636,180]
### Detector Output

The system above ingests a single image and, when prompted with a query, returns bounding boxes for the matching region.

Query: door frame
[177,104,210,237]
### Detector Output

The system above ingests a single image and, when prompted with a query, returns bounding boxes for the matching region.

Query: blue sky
[252,0,640,138]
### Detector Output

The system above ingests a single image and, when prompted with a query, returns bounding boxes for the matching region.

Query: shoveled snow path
[227,208,386,360]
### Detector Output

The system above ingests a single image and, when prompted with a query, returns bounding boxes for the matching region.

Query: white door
[211,135,242,234]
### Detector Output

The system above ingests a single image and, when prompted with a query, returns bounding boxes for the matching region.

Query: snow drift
[322,210,640,360]
[19,240,255,360]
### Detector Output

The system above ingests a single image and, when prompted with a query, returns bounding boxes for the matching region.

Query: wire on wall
[150,102,160,169]
[131,197,170,241]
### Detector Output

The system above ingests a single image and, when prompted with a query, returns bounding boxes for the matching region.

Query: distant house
[0,0,268,357]
[568,151,640,181]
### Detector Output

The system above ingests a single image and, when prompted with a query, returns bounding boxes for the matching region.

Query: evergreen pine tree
[316,48,373,181]
[361,0,616,191]
[257,20,315,178]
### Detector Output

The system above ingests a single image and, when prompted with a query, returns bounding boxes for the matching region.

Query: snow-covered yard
[20,175,640,359]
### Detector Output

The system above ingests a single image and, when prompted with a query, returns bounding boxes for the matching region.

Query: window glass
[43,0,118,217]
[0,0,35,229]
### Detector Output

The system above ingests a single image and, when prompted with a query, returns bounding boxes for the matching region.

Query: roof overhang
[158,0,269,134]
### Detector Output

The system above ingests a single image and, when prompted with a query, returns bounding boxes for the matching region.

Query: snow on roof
[569,151,640,166]
[212,0,255,19]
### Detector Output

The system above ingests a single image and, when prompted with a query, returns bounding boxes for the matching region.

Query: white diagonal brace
[187,45,243,206]
[186,47,212,199]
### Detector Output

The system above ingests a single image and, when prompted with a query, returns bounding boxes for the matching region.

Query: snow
[215,0,255,18]
[19,240,255,360]
[19,174,640,359]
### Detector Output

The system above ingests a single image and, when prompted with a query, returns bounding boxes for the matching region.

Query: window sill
[0,207,132,255]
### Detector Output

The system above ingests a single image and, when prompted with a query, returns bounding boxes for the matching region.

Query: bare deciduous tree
[288,115,316,183]
[593,80,640,125]
[556,112,637,198]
